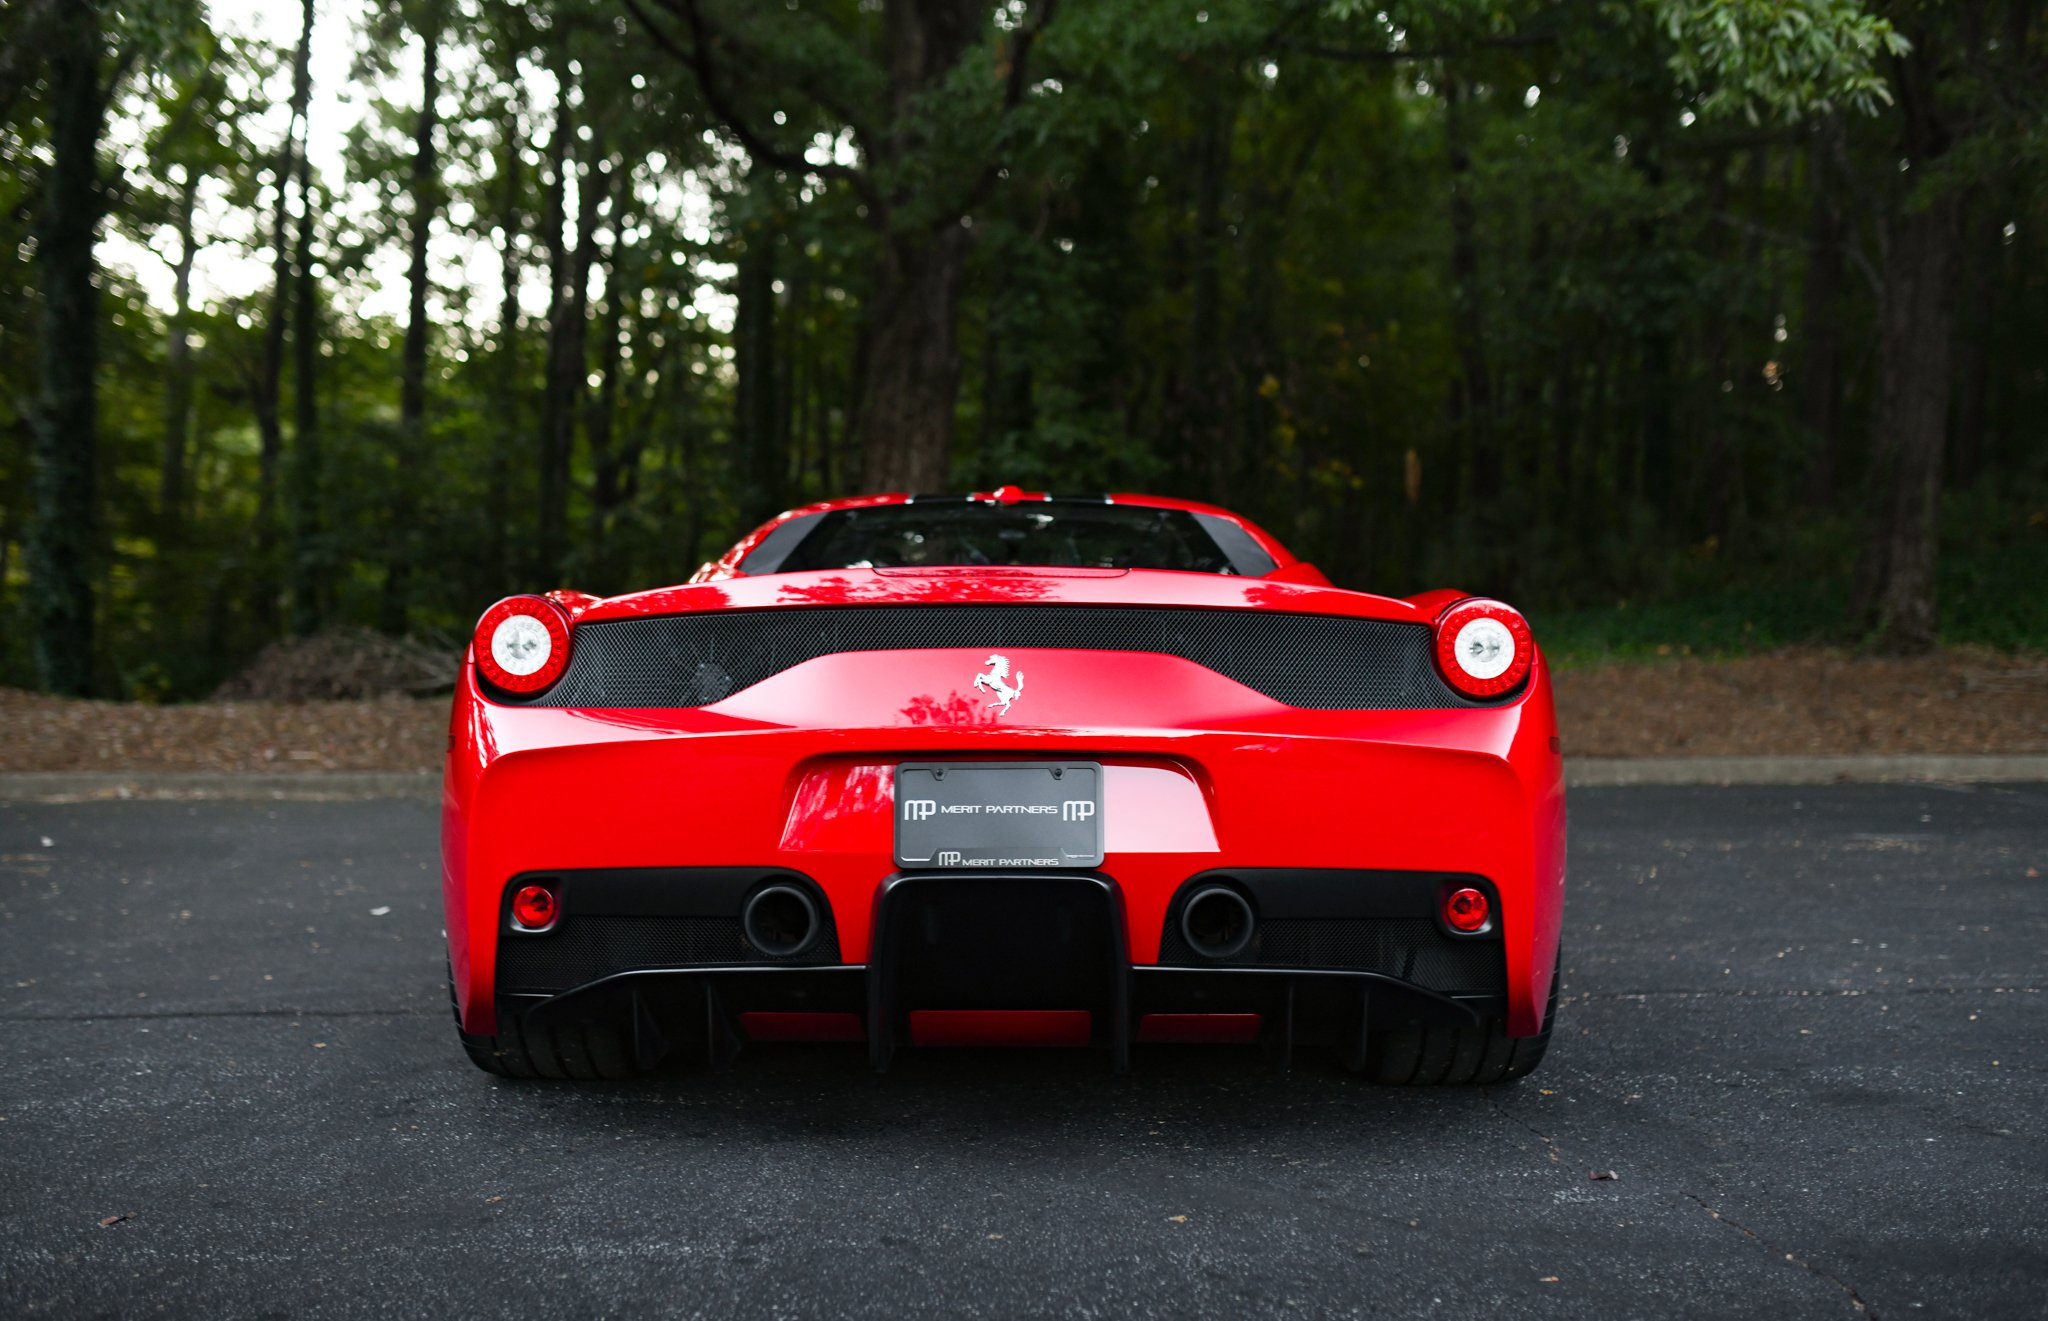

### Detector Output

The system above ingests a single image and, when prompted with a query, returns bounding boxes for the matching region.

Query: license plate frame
[893,762,1104,870]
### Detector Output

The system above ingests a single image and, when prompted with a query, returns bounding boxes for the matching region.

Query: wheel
[1363,950,1561,1086]
[447,961,638,1080]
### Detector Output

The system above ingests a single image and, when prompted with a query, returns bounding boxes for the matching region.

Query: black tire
[1363,952,1561,1086]
[447,962,638,1080]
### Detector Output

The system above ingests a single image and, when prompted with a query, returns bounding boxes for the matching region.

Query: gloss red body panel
[441,494,1567,1054]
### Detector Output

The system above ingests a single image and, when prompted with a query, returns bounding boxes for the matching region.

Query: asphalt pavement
[1,784,2043,1319]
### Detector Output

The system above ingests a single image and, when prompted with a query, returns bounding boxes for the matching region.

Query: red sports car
[442,487,1565,1083]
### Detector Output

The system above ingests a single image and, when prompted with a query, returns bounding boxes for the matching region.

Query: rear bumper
[502,871,1504,1073]
[443,652,1566,1040]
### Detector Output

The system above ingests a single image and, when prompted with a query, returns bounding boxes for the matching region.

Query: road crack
[1484,1087,1571,1168]
[1685,1192,1879,1318]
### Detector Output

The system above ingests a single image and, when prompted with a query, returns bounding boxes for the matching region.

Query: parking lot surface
[2,784,2043,1318]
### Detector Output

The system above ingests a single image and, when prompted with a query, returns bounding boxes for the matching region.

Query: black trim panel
[514,604,1483,710]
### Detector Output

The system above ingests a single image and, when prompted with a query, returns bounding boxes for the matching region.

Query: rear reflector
[908,1010,1092,1048]
[1443,886,1491,933]
[510,883,558,931]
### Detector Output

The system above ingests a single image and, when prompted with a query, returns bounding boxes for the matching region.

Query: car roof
[693,487,1304,583]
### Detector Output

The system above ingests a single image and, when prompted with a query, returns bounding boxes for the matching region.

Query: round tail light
[474,596,572,695]
[1443,886,1491,933]
[510,883,559,931]
[1434,598,1533,698]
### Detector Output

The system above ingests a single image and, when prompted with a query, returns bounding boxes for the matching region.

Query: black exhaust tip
[1181,885,1255,961]
[743,883,820,958]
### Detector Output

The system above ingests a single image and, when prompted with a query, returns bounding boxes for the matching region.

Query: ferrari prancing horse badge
[972,654,1024,714]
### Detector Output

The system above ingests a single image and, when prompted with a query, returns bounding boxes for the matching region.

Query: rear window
[743,501,1275,576]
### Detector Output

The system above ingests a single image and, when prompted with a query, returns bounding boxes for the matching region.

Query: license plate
[894,762,1104,870]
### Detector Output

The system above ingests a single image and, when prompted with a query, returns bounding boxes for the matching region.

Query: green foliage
[0,0,2042,697]
[1651,0,1910,121]
[1538,479,2048,663]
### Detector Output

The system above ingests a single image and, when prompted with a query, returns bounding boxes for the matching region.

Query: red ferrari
[442,487,1565,1083]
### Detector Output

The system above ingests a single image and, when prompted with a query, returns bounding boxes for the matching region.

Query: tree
[23,2,112,695]
[1852,0,2043,653]
[5,0,2045,701]
[383,0,444,633]
[287,146,323,635]
[625,0,1060,492]
[250,0,314,634]
[731,164,784,525]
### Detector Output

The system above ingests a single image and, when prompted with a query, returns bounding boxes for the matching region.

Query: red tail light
[510,883,558,931]
[1443,886,1491,933]
[1434,598,1533,698]
[473,596,572,695]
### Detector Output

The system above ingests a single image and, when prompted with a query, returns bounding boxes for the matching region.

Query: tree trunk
[489,98,521,587]
[1799,124,1846,506]
[680,358,704,570]
[382,9,438,635]
[1514,219,1550,510]
[1854,193,1960,653]
[809,287,835,495]
[1547,325,1582,538]
[287,145,321,637]
[1852,37,1961,656]
[1947,202,1999,488]
[561,147,609,544]
[536,63,575,578]
[1188,92,1231,501]
[25,2,105,695]
[789,262,814,487]
[1443,76,1496,513]
[733,199,782,525]
[1630,144,1675,516]
[980,318,1033,457]
[1697,153,1748,542]
[618,305,675,515]
[253,0,313,633]
[851,0,989,493]
[158,164,199,543]
[857,224,969,492]
[537,139,609,579]
[587,222,626,580]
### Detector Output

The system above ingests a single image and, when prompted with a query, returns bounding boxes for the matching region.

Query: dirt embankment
[1552,649,2047,757]
[1,650,2042,773]
[0,689,447,773]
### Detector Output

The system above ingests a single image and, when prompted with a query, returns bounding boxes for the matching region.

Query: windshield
[743,501,1275,576]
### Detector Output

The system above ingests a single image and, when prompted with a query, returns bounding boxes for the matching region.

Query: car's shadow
[454,1037,1568,1155]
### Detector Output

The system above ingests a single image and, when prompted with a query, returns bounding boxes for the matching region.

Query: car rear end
[441,552,1565,1082]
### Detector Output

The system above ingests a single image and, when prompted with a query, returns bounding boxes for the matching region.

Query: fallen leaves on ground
[213,628,454,702]
[0,689,444,773]
[1552,648,2047,757]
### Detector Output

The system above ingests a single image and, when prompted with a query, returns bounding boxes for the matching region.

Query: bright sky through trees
[99,0,739,331]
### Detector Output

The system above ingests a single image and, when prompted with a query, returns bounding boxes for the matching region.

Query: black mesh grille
[517,605,1479,710]
[1158,916,1504,995]
[498,915,842,994]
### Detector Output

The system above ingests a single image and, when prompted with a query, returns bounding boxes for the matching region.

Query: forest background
[1,0,2042,703]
